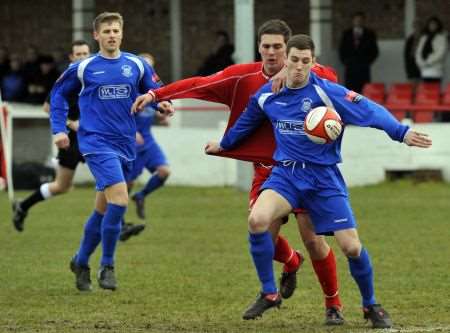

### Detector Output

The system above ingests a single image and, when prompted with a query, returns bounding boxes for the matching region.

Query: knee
[157,166,170,179]
[303,236,330,259]
[341,242,362,258]
[109,191,129,206]
[248,211,271,233]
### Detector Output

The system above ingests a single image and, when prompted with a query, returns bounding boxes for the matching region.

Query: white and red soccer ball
[304,106,343,144]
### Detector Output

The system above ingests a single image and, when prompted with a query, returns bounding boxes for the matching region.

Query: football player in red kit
[133,20,343,324]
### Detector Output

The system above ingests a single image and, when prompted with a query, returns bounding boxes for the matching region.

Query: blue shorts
[129,142,168,181]
[261,162,356,235]
[84,153,134,191]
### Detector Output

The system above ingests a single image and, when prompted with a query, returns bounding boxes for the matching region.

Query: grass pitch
[0,181,449,333]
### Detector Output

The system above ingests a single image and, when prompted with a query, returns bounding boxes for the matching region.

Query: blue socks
[135,174,166,198]
[101,203,127,267]
[76,211,103,266]
[348,247,377,307]
[249,231,277,294]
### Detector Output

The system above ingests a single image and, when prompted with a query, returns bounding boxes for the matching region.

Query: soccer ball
[304,106,343,144]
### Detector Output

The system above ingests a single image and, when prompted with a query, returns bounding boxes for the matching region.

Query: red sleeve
[152,67,239,106]
[312,63,339,83]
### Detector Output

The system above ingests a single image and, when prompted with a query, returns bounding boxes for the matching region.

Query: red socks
[311,249,342,309]
[273,235,302,273]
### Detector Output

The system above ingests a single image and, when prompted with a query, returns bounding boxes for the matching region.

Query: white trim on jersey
[77,56,96,95]
[258,92,273,109]
[313,84,335,109]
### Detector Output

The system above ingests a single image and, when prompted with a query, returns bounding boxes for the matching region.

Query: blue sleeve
[50,64,81,134]
[323,81,409,142]
[220,93,267,150]
[140,59,163,109]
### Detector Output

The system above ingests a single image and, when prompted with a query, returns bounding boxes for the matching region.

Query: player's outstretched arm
[131,92,156,113]
[53,132,70,149]
[204,141,224,154]
[403,130,432,148]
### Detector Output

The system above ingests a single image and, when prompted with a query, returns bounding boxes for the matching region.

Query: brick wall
[416,0,450,32]
[95,0,172,83]
[0,0,72,57]
[0,0,448,83]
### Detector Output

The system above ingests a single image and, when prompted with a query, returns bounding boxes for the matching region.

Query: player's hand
[131,93,155,113]
[157,101,175,117]
[271,66,287,93]
[136,132,144,145]
[204,141,223,154]
[67,120,79,132]
[403,130,432,148]
[53,132,70,149]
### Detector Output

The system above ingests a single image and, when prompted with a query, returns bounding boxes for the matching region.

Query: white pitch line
[384,326,450,333]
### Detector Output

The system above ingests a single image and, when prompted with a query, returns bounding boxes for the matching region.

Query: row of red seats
[362,82,450,123]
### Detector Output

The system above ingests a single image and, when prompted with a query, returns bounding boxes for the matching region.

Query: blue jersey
[221,72,409,165]
[135,105,157,152]
[50,52,161,160]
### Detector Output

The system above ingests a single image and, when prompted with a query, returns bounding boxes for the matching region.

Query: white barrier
[2,101,450,193]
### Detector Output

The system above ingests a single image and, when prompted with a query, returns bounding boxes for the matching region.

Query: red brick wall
[95,0,172,82]
[0,0,448,83]
[415,0,450,32]
[0,0,72,57]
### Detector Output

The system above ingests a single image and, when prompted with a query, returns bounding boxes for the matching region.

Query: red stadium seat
[417,82,441,94]
[442,91,450,106]
[390,83,414,95]
[413,91,441,123]
[362,83,385,104]
[385,88,413,121]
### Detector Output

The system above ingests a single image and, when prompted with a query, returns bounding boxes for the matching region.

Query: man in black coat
[339,12,379,93]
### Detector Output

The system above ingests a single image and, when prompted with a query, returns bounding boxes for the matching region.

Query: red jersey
[151,62,338,164]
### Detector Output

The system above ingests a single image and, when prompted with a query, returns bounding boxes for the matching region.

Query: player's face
[70,45,90,62]
[258,34,286,76]
[94,20,123,56]
[285,47,315,88]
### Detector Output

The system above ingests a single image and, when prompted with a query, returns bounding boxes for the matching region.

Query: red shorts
[249,163,306,215]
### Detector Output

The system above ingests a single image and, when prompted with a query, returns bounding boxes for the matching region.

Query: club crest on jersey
[121,65,133,78]
[345,90,363,103]
[301,98,313,112]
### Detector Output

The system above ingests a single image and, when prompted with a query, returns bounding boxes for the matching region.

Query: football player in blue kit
[50,12,173,291]
[205,34,432,328]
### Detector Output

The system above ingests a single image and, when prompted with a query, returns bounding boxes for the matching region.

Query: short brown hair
[93,12,123,32]
[257,19,292,43]
[286,34,315,56]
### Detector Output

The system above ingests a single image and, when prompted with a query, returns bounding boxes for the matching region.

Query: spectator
[25,55,59,104]
[0,46,10,83]
[23,45,41,82]
[197,30,234,76]
[415,16,448,83]
[404,20,422,83]
[1,54,27,102]
[339,11,379,93]
[52,47,70,74]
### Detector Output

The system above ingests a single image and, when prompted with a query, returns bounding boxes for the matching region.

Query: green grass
[1,181,449,333]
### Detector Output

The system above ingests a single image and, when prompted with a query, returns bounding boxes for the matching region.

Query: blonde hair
[93,12,124,32]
